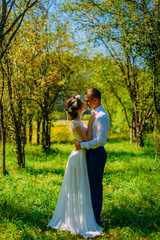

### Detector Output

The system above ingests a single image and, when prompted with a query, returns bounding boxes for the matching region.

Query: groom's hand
[75,140,81,151]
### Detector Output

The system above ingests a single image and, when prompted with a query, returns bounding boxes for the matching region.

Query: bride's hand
[88,113,97,126]
[75,140,81,151]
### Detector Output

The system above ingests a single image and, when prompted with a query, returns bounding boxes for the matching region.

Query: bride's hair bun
[65,97,83,120]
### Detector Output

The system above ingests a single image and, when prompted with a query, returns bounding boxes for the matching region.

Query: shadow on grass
[41,147,63,156]
[0,201,85,239]
[1,199,159,238]
[101,204,160,235]
[107,151,138,162]
[0,201,50,231]
[24,145,72,177]
[106,148,156,162]
[52,140,74,144]
[25,145,71,161]
[107,136,130,143]
[25,166,65,177]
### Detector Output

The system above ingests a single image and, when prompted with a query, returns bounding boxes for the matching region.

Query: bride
[47,95,103,238]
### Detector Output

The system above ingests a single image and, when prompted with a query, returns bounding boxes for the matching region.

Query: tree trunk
[130,127,133,144]
[15,130,25,168]
[42,116,45,149]
[132,116,136,138]
[2,128,6,175]
[29,116,32,143]
[0,127,1,141]
[37,110,41,145]
[130,112,136,144]
[0,103,6,175]
[48,121,51,149]
[46,114,50,151]
[23,122,27,145]
[41,112,50,151]
[136,125,144,147]
[6,59,25,168]
[156,117,160,151]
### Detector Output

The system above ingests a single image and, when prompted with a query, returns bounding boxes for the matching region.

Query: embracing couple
[47,88,110,238]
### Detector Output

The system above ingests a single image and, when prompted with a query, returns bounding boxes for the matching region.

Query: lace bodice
[71,120,87,141]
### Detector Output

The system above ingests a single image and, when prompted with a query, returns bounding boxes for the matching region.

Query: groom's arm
[80,116,110,150]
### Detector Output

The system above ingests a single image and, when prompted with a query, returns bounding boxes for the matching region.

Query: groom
[75,88,110,225]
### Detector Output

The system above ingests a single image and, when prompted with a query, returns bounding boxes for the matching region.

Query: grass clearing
[0,137,159,239]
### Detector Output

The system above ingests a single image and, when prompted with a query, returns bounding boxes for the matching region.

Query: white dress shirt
[80,105,110,150]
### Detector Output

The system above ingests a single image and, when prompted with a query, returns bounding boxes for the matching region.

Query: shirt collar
[91,105,103,114]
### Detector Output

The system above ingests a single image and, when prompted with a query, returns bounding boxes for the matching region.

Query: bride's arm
[75,126,88,141]
[74,114,96,141]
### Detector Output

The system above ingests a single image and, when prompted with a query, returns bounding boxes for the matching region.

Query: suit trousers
[86,146,107,224]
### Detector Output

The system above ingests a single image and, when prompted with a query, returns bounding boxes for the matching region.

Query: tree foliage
[63,0,158,146]
[0,0,159,173]
[0,0,40,60]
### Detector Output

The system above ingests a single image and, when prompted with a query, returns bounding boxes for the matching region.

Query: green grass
[0,137,159,239]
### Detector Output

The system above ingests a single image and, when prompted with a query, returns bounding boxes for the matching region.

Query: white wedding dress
[47,120,103,238]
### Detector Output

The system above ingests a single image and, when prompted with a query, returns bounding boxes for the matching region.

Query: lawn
[0,136,159,239]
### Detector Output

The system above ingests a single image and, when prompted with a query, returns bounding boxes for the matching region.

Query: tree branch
[101,62,131,128]
[0,0,7,35]
[6,0,16,21]
[0,0,40,60]
[0,60,5,101]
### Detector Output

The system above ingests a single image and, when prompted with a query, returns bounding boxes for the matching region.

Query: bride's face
[78,103,86,116]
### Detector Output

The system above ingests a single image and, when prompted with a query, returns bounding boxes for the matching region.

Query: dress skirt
[47,149,103,238]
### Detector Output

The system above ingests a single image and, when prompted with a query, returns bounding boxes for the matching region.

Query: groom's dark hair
[85,88,101,102]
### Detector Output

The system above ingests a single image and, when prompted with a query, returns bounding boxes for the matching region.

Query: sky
[47,0,108,56]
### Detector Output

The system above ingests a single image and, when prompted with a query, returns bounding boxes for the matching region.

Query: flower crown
[64,95,81,114]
